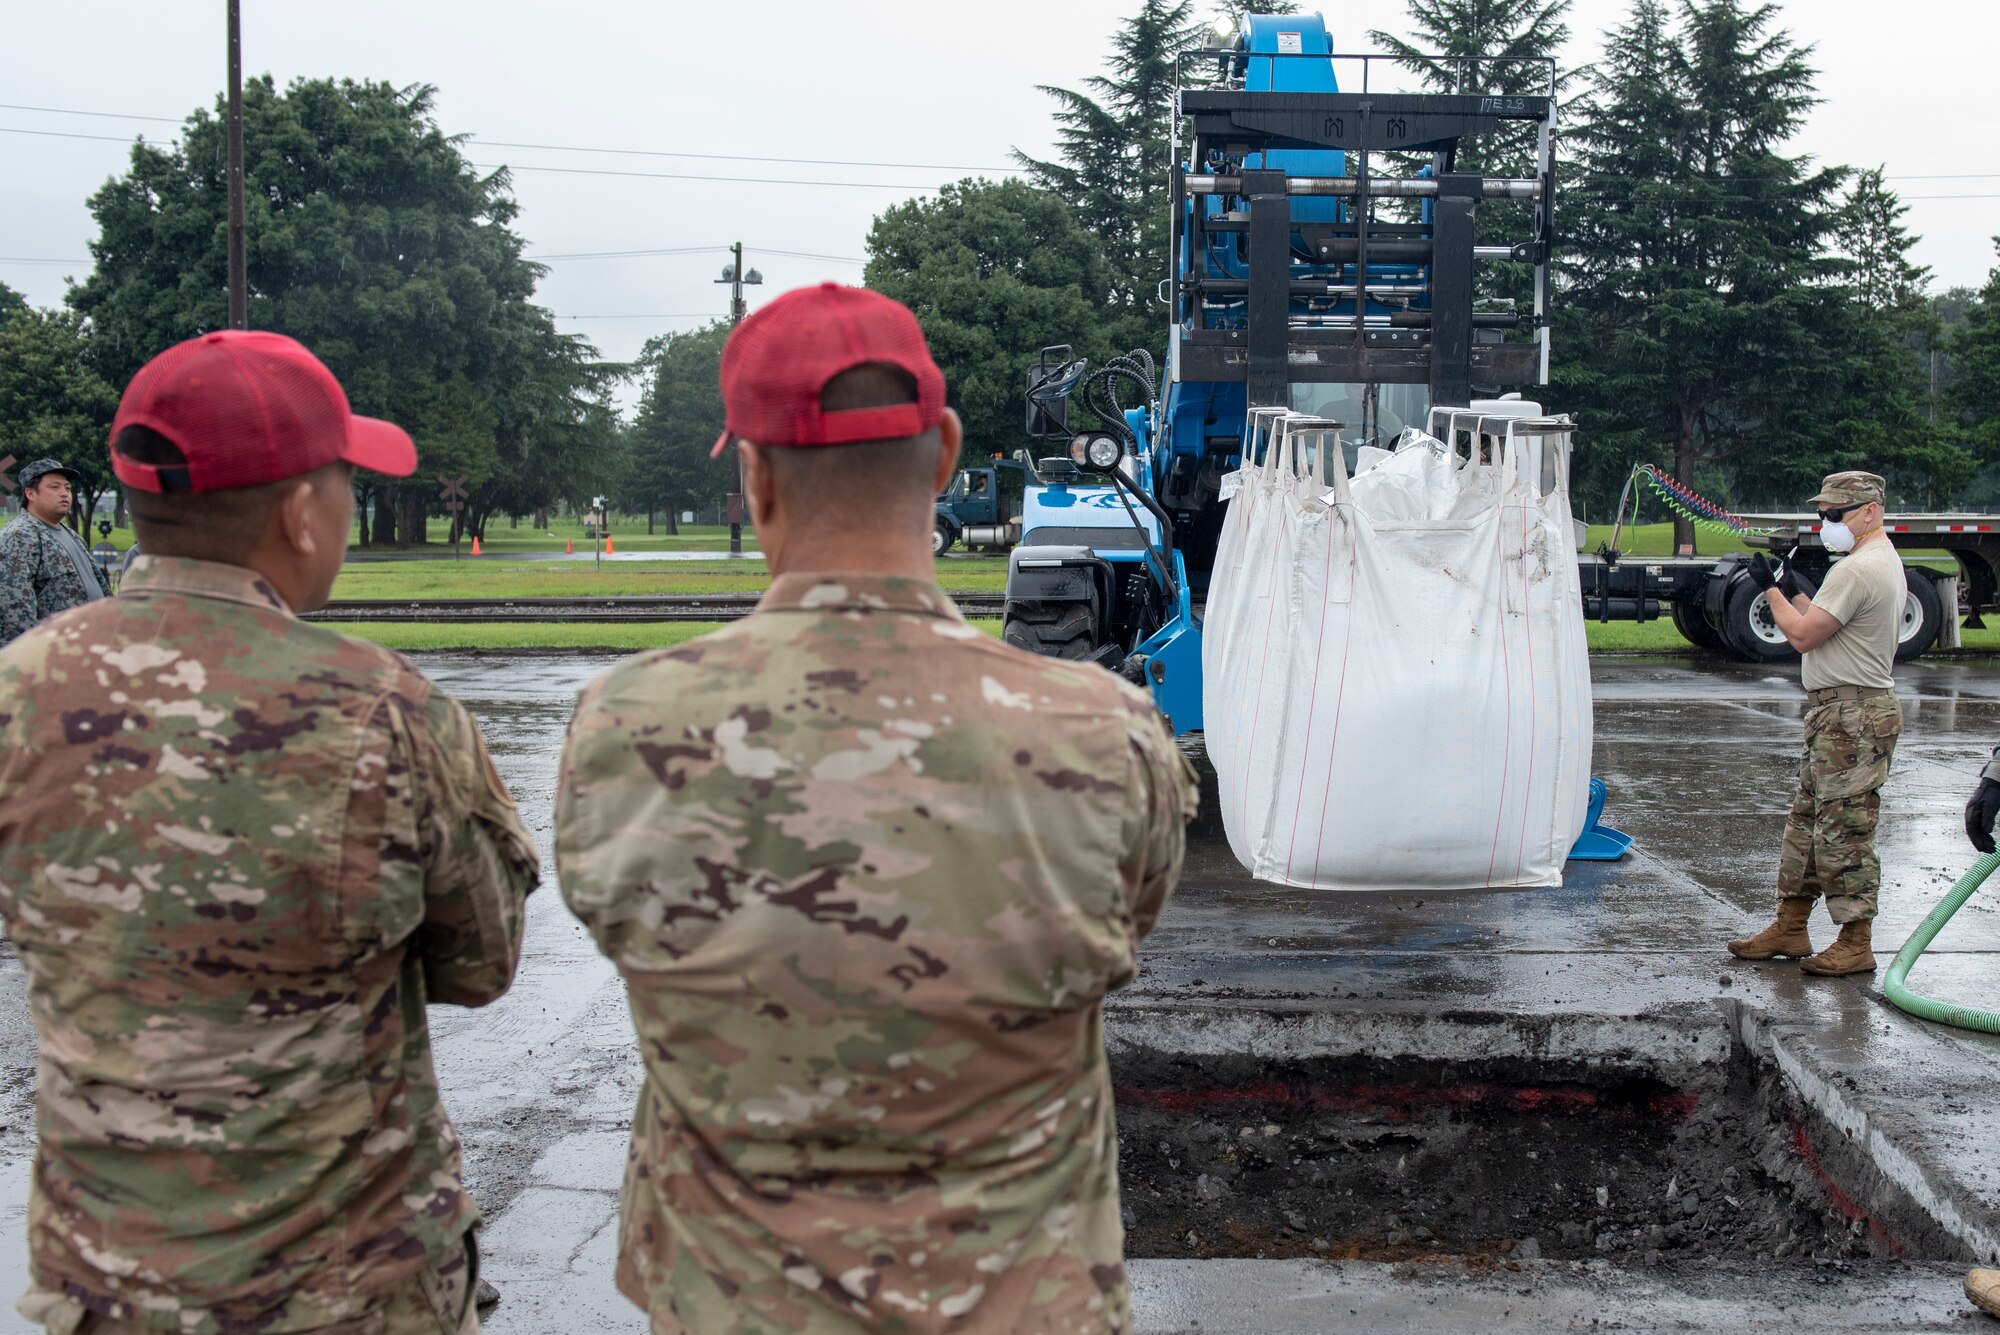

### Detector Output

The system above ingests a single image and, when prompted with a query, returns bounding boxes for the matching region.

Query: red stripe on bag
[1287,506,1340,879]
[1238,499,1291,842]
[1486,510,1513,887]
[1309,534,1360,875]
[1514,502,1538,884]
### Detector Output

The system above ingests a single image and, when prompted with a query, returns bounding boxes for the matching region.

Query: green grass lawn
[321,614,2000,657]
[328,558,1011,600]
[352,519,756,554]
[324,620,1009,652]
[332,617,1698,656]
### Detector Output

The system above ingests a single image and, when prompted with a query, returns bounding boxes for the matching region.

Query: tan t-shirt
[1802,538,1906,690]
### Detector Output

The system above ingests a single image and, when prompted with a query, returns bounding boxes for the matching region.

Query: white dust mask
[1820,520,1856,554]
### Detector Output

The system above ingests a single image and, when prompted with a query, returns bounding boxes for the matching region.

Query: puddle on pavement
[1107,1006,1959,1267]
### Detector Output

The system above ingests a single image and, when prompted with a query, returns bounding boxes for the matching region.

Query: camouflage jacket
[0,512,109,645]
[0,556,540,1333]
[557,573,1197,1335]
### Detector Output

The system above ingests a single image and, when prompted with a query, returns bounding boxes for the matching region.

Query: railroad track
[307,594,1009,623]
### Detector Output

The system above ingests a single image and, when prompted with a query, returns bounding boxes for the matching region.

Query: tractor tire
[1003,602,1098,661]
[1723,580,1799,664]
[1894,570,1945,662]
[1671,598,1728,654]
[932,523,955,557]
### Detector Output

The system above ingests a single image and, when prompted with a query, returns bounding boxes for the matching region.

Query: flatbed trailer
[1580,514,2000,662]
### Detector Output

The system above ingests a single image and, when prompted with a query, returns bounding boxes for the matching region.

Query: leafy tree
[1370,0,1575,174]
[0,282,26,321]
[1014,0,1209,352]
[1371,0,1576,319]
[1951,242,2000,465]
[866,178,1120,457]
[0,304,120,534]
[472,346,626,540]
[1823,169,1969,507]
[625,323,735,529]
[1555,0,1851,540]
[68,76,608,545]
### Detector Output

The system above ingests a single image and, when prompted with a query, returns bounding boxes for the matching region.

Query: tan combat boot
[1800,920,1876,976]
[1727,898,1814,960]
[1968,1269,2000,1319]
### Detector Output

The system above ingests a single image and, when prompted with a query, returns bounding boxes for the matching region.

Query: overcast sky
[4,0,1996,402]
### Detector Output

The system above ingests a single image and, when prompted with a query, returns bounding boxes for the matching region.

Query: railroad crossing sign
[0,454,16,496]
[437,475,469,559]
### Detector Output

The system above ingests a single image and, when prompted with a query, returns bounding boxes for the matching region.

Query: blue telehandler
[1003,14,1560,737]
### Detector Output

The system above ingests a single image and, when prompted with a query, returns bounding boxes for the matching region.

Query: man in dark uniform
[0,458,109,642]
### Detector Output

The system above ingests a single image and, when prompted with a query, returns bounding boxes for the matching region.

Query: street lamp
[718,244,764,554]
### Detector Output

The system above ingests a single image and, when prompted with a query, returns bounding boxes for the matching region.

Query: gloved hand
[1777,547,1806,600]
[1747,552,1784,593]
[1966,778,2000,853]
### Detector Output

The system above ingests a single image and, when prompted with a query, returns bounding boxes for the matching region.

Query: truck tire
[1723,580,1799,664]
[1671,599,1728,654]
[932,522,954,557]
[1003,602,1097,660]
[1895,570,1944,662]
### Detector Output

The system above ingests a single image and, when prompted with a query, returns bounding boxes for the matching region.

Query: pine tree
[1371,0,1572,86]
[1951,243,2000,464]
[1555,0,1851,542]
[1826,169,1967,506]
[1014,0,1210,353]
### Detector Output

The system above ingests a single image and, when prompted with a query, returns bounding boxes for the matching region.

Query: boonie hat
[110,330,417,493]
[17,458,81,489]
[1808,471,1886,509]
[710,283,945,458]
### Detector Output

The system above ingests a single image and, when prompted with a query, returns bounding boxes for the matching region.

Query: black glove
[1747,552,1783,593]
[1777,547,1806,600]
[1966,778,2000,853]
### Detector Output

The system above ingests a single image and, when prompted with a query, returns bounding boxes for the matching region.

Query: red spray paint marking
[1116,1081,1699,1122]
[1789,1118,1911,1260]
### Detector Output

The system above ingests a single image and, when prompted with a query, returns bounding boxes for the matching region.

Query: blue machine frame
[1007,12,1563,737]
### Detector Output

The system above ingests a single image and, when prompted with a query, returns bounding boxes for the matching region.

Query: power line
[527,245,728,261]
[556,313,730,320]
[0,101,180,123]
[471,160,940,191]
[0,100,1017,174]
[0,125,155,145]
[0,256,90,265]
[527,245,864,264]
[471,136,1017,174]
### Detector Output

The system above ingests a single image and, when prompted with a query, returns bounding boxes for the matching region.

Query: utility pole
[717,242,762,555]
[225,0,247,329]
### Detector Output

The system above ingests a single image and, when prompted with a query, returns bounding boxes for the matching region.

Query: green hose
[1883,851,2000,1034]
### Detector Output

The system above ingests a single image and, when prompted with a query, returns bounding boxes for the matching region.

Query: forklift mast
[1165,14,1556,458]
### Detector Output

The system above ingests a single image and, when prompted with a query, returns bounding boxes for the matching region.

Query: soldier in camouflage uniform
[0,459,110,644]
[0,331,539,1334]
[557,284,1198,1334]
[1729,472,1905,976]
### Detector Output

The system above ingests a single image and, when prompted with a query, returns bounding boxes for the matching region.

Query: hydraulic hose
[1883,851,2000,1034]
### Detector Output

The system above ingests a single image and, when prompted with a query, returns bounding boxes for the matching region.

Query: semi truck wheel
[932,522,954,557]
[1723,580,1799,664]
[1003,603,1097,660]
[1671,599,1728,654]
[1894,571,1944,662]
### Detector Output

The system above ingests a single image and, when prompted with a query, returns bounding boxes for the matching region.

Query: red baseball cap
[110,330,417,493]
[710,283,945,458]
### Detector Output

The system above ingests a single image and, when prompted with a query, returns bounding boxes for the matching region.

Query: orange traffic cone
[565,537,574,553]
[604,535,616,554]
[470,536,482,555]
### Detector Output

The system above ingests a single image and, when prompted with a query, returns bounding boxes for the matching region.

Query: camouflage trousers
[19,1233,479,1335]
[1776,692,1902,924]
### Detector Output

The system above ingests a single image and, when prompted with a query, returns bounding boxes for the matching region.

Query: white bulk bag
[1203,418,1592,891]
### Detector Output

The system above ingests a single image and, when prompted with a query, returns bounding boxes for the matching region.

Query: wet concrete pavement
[0,653,1996,1330]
